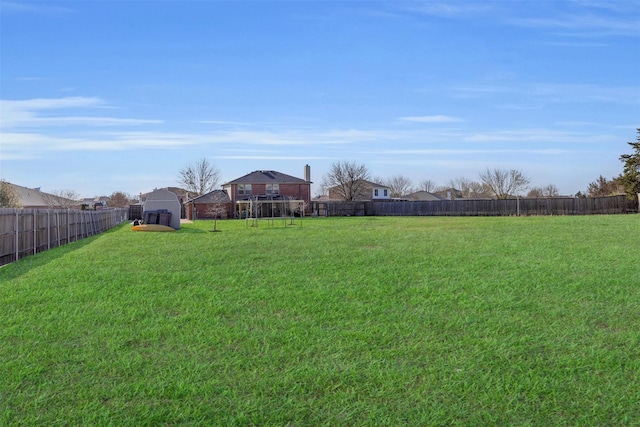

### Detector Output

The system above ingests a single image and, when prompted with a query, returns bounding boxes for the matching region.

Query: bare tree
[527,184,560,198]
[0,180,21,207]
[586,175,622,197]
[386,175,413,198]
[286,196,307,225]
[447,177,490,198]
[206,202,227,232]
[178,157,221,196]
[42,189,79,209]
[448,177,472,198]
[468,181,491,198]
[371,176,386,185]
[418,179,438,192]
[108,191,131,208]
[479,168,530,199]
[321,161,370,201]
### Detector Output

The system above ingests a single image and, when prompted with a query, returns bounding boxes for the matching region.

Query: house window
[384,189,388,197]
[374,189,379,197]
[238,184,252,195]
[266,183,279,195]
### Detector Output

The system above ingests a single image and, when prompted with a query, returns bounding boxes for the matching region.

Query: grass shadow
[0,228,111,282]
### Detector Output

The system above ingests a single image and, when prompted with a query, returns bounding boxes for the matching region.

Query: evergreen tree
[619,129,640,199]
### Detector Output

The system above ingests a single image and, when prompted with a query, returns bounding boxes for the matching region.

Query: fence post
[56,211,60,247]
[33,209,37,255]
[47,210,51,250]
[15,210,19,262]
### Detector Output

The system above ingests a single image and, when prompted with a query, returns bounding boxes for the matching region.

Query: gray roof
[188,189,231,204]
[3,182,77,208]
[405,191,446,201]
[9,183,47,207]
[361,180,391,190]
[223,170,309,185]
[327,179,392,191]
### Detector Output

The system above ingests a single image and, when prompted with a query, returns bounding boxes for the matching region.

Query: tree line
[321,129,640,201]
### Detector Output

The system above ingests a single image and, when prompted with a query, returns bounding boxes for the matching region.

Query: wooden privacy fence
[366,195,637,217]
[311,195,636,217]
[0,208,128,266]
[311,201,366,217]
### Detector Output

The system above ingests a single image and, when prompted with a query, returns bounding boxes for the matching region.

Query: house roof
[405,191,446,201]
[187,189,231,204]
[3,182,77,208]
[327,179,391,191]
[223,170,309,185]
[361,180,391,189]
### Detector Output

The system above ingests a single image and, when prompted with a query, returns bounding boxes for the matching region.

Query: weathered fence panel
[129,204,143,220]
[0,208,128,266]
[312,201,366,217]
[366,195,637,217]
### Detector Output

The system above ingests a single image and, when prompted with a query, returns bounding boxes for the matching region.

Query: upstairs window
[384,189,388,197]
[266,183,279,195]
[238,184,252,195]
[374,189,379,197]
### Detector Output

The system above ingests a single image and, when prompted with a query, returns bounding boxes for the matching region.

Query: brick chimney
[304,164,311,182]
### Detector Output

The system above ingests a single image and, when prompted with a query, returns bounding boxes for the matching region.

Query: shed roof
[223,170,309,185]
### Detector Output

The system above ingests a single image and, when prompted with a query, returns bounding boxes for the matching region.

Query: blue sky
[1,0,639,198]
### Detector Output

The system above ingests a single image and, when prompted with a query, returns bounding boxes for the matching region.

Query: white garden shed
[143,188,181,230]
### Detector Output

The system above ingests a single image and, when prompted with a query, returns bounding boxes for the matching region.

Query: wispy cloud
[2,96,102,110]
[0,97,162,128]
[402,1,494,18]
[373,148,570,156]
[400,115,462,123]
[510,13,640,37]
[462,129,615,144]
[0,97,618,169]
[449,82,638,105]
[400,0,640,37]
[0,1,74,14]
[217,155,330,161]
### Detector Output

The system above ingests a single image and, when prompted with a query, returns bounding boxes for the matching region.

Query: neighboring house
[405,191,446,201]
[80,196,109,209]
[1,182,78,209]
[185,190,233,220]
[222,167,312,217]
[327,180,392,201]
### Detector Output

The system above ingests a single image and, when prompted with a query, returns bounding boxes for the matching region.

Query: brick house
[222,167,312,217]
[184,190,233,220]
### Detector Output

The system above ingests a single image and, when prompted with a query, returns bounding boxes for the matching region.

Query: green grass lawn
[1,215,639,426]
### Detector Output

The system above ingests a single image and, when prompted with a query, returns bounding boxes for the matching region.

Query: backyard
[1,215,639,425]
